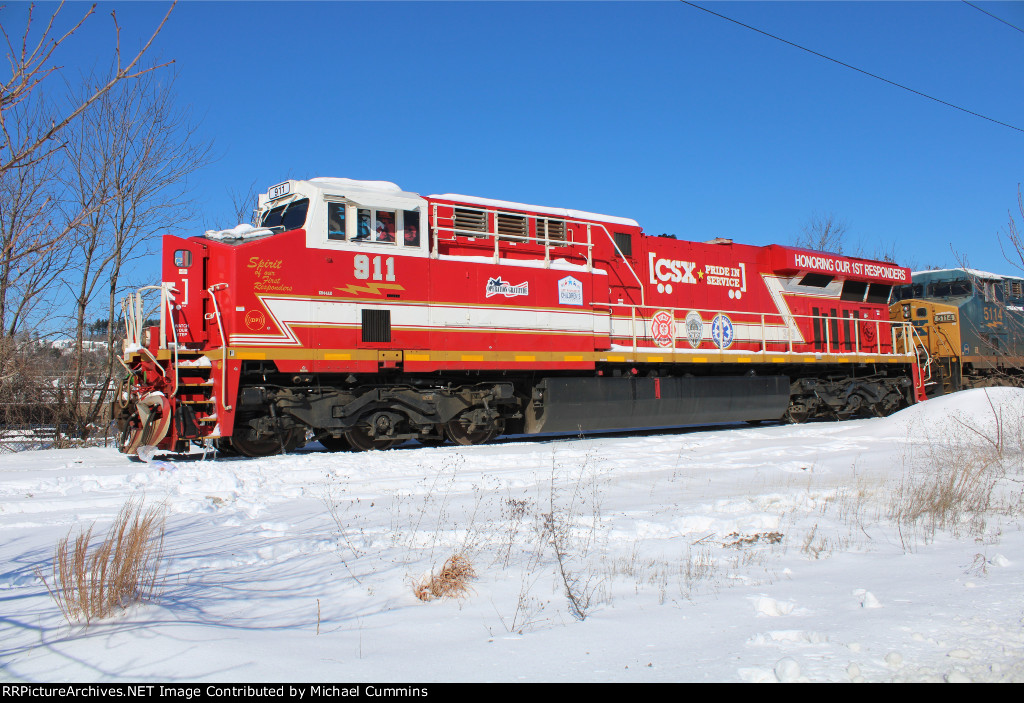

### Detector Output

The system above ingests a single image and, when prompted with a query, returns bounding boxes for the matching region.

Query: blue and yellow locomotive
[891,268,1024,396]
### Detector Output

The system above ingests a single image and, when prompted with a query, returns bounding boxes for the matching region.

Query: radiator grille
[453,208,488,235]
[537,218,566,243]
[361,309,391,343]
[496,213,527,240]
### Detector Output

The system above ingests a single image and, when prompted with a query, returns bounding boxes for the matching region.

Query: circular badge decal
[711,313,735,349]
[651,310,675,348]
[684,311,703,348]
[244,309,267,331]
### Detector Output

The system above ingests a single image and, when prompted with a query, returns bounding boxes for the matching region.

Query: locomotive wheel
[784,406,810,424]
[214,438,240,457]
[864,395,887,418]
[318,434,351,452]
[836,394,862,421]
[444,416,501,446]
[230,428,306,457]
[230,433,285,458]
[343,426,399,451]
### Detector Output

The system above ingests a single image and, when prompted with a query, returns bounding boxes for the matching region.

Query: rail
[120,285,175,378]
[205,283,233,412]
[429,204,647,306]
[604,302,919,359]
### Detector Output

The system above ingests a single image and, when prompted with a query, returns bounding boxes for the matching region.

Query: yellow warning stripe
[142,348,914,365]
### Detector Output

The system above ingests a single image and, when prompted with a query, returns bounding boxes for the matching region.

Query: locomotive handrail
[606,302,917,359]
[162,282,180,398]
[206,283,233,412]
[599,227,646,308]
[907,322,932,385]
[429,202,656,286]
[436,223,596,264]
[442,217,647,305]
[121,286,170,378]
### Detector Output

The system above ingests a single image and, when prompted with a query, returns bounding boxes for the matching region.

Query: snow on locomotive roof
[308,177,404,193]
[302,177,426,211]
[291,179,640,227]
[430,193,641,228]
[911,267,1023,280]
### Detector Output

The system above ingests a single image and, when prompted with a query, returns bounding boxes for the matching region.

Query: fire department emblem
[244,309,267,331]
[711,313,734,349]
[651,310,675,348]
[684,311,703,348]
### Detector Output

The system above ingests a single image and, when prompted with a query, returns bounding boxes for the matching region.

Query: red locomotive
[115,177,926,456]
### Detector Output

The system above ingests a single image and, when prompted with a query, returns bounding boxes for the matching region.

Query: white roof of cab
[269,178,641,228]
[300,177,425,212]
[913,267,1024,281]
[308,177,404,193]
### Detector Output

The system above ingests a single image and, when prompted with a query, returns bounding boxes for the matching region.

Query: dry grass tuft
[414,553,476,601]
[37,499,166,624]
[886,426,1010,547]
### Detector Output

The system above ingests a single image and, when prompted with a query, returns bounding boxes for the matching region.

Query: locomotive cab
[890,268,1024,395]
[256,178,429,255]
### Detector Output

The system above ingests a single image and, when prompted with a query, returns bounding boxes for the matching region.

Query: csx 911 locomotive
[115,178,925,456]
[890,267,1024,396]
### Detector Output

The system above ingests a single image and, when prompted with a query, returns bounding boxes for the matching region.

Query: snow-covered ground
[2,388,1023,682]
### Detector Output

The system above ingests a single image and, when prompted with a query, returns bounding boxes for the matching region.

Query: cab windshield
[928,280,972,297]
[892,283,923,302]
[260,198,309,232]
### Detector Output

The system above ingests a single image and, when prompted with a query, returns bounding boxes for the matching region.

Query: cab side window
[356,209,373,240]
[327,202,346,241]
[327,204,420,247]
[403,210,420,246]
[375,211,396,244]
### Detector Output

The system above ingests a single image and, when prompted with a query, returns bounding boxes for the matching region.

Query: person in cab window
[376,212,396,243]
[356,211,372,240]
[327,204,345,240]
[404,222,420,247]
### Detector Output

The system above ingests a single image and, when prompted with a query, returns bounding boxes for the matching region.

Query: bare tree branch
[795,211,849,255]
[0,1,177,177]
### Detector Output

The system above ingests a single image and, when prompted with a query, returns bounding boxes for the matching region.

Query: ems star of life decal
[711,313,734,349]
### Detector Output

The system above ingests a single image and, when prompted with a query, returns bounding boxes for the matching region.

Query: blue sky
[16,1,1024,274]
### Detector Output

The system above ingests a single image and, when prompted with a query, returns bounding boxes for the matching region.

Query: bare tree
[0,1,179,443]
[998,184,1024,275]
[227,180,261,227]
[0,2,176,178]
[58,67,212,440]
[0,102,71,343]
[795,211,849,254]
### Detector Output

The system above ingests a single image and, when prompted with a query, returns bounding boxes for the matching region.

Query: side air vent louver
[452,208,488,235]
[537,218,566,243]
[362,309,391,343]
[496,213,527,240]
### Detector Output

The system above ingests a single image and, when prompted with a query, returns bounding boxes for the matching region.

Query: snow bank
[1,389,1022,682]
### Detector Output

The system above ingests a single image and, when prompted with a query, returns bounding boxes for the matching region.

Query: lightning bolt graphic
[334,282,406,296]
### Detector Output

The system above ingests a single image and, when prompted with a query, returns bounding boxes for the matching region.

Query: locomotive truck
[114,177,926,457]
